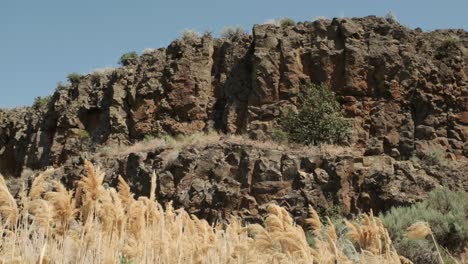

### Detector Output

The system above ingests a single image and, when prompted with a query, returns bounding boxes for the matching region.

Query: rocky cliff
[0,16,466,221]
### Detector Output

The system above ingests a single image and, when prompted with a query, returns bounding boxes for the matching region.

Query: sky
[1,0,467,108]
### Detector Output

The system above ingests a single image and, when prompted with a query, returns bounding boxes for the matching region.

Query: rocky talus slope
[0,16,466,221]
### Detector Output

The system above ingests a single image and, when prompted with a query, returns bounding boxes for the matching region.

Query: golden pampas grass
[29,168,54,200]
[325,216,337,242]
[150,170,156,202]
[0,162,415,263]
[0,174,19,227]
[406,221,432,240]
[406,221,444,264]
[29,199,53,235]
[117,175,134,210]
[45,181,78,235]
[305,206,322,234]
[78,160,105,201]
[76,160,107,223]
[345,213,394,256]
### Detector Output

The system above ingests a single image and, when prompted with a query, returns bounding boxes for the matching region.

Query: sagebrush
[380,187,467,264]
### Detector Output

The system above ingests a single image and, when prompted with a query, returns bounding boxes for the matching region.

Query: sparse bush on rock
[142,48,155,55]
[443,36,459,48]
[33,96,51,108]
[118,51,138,66]
[180,29,201,42]
[411,149,448,168]
[279,17,295,27]
[67,72,82,83]
[264,17,296,27]
[56,81,69,91]
[220,26,246,39]
[78,129,90,141]
[92,67,115,76]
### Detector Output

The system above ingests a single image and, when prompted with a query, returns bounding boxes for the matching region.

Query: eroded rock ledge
[33,135,468,223]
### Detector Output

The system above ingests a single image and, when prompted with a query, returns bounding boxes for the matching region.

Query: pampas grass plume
[406,221,432,240]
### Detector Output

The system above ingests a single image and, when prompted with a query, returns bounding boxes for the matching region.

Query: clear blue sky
[1,0,466,108]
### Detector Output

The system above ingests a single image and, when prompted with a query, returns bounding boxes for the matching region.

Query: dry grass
[99,133,212,157]
[0,162,414,263]
[99,132,360,160]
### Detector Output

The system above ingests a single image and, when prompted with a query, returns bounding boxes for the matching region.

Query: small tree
[276,83,351,145]
[118,51,138,66]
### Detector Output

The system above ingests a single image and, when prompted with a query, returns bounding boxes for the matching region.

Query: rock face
[0,16,467,220]
[58,136,466,223]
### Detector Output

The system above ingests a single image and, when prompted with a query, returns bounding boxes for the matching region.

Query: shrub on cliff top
[279,17,295,27]
[180,29,201,42]
[33,96,51,108]
[276,83,351,145]
[265,17,296,27]
[118,51,138,66]
[67,72,82,83]
[220,26,246,40]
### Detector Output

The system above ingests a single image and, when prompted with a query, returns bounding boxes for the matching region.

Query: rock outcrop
[48,135,468,223]
[0,16,467,220]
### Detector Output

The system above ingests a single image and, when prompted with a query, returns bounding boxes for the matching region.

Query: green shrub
[271,129,289,144]
[143,134,156,142]
[118,51,138,66]
[163,134,178,145]
[423,149,448,166]
[276,83,351,145]
[33,96,51,108]
[78,129,90,140]
[380,187,468,263]
[67,72,82,83]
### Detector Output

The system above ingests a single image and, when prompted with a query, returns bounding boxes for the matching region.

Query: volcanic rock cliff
[0,16,467,221]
